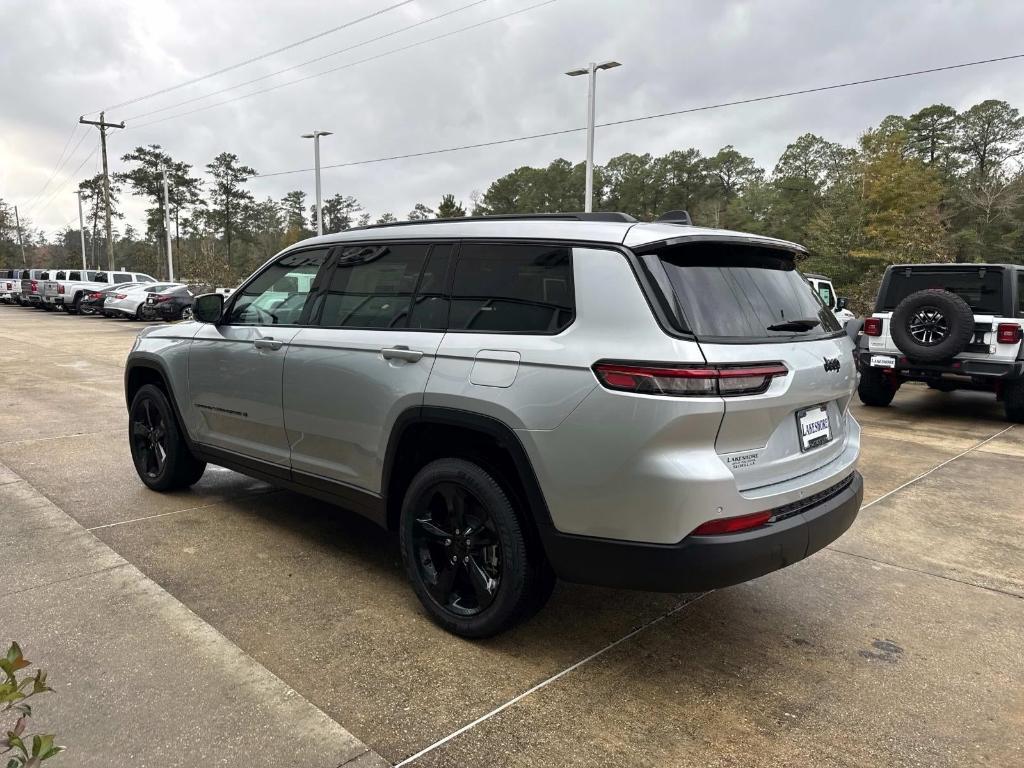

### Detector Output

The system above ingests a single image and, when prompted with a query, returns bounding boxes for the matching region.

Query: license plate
[797,405,832,452]
[870,354,896,368]
[147,297,155,304]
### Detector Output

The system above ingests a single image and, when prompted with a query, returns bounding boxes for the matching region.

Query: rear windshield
[641,242,841,340]
[879,268,1004,314]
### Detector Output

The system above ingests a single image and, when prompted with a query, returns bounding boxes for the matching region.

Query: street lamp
[301,130,333,236]
[565,61,620,213]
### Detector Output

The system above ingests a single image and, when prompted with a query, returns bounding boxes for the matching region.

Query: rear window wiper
[767,318,820,332]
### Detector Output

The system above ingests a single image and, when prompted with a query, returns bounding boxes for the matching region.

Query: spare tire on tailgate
[890,289,974,362]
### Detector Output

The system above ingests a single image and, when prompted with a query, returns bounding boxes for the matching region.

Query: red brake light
[691,510,772,536]
[89,292,102,299]
[113,293,126,300]
[593,362,787,397]
[864,317,882,336]
[996,323,1022,345]
[58,284,65,294]
[30,280,38,291]
[156,294,174,303]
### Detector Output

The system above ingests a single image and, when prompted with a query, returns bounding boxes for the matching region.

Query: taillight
[58,284,65,294]
[864,317,882,336]
[593,362,787,397]
[113,293,126,299]
[156,295,174,303]
[691,510,772,536]
[89,292,102,299]
[30,280,38,292]
[996,323,1022,345]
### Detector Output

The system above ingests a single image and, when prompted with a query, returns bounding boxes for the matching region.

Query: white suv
[124,212,863,637]
[859,263,1024,422]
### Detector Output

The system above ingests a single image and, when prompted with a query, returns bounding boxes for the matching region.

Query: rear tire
[399,458,553,638]
[1004,379,1024,423]
[66,294,81,315]
[128,384,206,491]
[858,367,898,407]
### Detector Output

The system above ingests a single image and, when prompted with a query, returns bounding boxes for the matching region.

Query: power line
[31,141,101,224]
[96,0,416,114]
[127,0,560,130]
[248,51,1024,179]
[25,127,89,214]
[125,0,493,122]
[23,123,83,211]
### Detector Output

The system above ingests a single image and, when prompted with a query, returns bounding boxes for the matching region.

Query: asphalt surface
[1,304,1021,767]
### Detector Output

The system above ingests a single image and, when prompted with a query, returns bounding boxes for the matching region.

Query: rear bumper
[859,352,1024,379]
[540,471,863,592]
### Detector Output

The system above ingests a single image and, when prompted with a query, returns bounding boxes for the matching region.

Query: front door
[284,242,452,493]
[187,249,329,466]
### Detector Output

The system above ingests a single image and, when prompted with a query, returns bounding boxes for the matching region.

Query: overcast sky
[4,0,1024,236]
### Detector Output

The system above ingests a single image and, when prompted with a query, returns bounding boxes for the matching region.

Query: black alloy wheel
[907,306,948,346]
[132,397,169,480]
[411,481,502,617]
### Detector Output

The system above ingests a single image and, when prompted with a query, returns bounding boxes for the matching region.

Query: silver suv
[124,213,863,637]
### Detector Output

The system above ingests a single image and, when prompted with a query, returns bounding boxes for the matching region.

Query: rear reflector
[864,317,882,336]
[594,362,787,397]
[691,510,771,536]
[996,323,1022,345]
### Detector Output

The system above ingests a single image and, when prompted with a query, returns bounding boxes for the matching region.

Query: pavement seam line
[858,423,1015,512]
[392,591,710,767]
[3,427,125,447]
[827,547,1023,600]
[0,563,132,601]
[86,489,283,531]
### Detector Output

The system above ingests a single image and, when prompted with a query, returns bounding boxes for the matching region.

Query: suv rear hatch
[636,239,856,490]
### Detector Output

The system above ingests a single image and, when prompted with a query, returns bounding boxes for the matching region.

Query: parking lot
[2,304,1022,767]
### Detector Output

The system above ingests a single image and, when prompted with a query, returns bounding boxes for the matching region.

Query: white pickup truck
[42,269,157,313]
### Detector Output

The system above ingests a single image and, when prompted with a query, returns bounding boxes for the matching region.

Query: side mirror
[836,296,849,310]
[192,293,224,324]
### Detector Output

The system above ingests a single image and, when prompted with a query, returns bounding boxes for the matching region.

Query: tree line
[2,98,1023,308]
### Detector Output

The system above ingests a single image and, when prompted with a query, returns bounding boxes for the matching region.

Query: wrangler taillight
[996,323,1022,345]
[593,362,788,397]
[864,317,882,336]
[690,510,772,536]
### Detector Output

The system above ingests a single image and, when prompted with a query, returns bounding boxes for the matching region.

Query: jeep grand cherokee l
[124,212,863,637]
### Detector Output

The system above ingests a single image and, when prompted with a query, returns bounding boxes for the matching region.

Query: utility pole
[565,61,621,212]
[301,130,332,236]
[162,170,174,281]
[75,191,87,270]
[79,112,124,270]
[13,205,26,264]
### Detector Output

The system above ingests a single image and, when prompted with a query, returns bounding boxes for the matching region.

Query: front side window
[227,249,327,326]
[135,274,156,283]
[449,243,574,333]
[68,271,80,281]
[317,243,429,329]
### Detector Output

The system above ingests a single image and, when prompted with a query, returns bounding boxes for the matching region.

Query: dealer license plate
[870,354,896,368]
[797,405,832,452]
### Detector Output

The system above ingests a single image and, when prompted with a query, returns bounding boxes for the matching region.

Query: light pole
[301,130,333,235]
[75,191,87,270]
[565,61,620,212]
[162,170,174,281]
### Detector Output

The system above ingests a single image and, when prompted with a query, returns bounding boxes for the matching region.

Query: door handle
[253,337,284,351]
[382,346,423,363]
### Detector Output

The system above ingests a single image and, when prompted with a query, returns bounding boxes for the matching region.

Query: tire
[890,289,974,363]
[128,384,206,491]
[858,367,898,407]
[66,294,81,315]
[1004,379,1024,423]
[399,458,553,638]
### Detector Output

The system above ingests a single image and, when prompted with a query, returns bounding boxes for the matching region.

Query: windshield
[879,268,1004,314]
[641,241,841,341]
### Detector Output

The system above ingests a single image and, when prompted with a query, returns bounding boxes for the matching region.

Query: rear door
[638,239,856,490]
[283,241,450,493]
[187,249,328,466]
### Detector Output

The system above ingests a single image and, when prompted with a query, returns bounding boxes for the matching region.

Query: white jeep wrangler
[858,263,1024,422]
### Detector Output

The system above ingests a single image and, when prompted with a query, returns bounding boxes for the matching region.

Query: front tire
[858,367,898,407]
[129,384,206,491]
[1004,379,1024,423]
[399,458,553,638]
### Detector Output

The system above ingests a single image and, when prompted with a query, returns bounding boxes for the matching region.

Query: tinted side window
[409,244,453,330]
[449,243,573,333]
[68,271,80,281]
[135,274,156,283]
[227,249,328,326]
[1018,273,1024,317]
[318,243,428,329]
[114,273,132,283]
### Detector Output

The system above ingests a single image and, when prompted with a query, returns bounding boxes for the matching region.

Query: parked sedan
[80,284,139,315]
[139,285,194,321]
[104,283,183,319]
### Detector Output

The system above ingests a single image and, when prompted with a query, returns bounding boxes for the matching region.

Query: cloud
[5,0,1024,234]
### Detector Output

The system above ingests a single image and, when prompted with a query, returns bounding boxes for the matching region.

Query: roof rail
[348,211,638,231]
[656,210,693,225]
